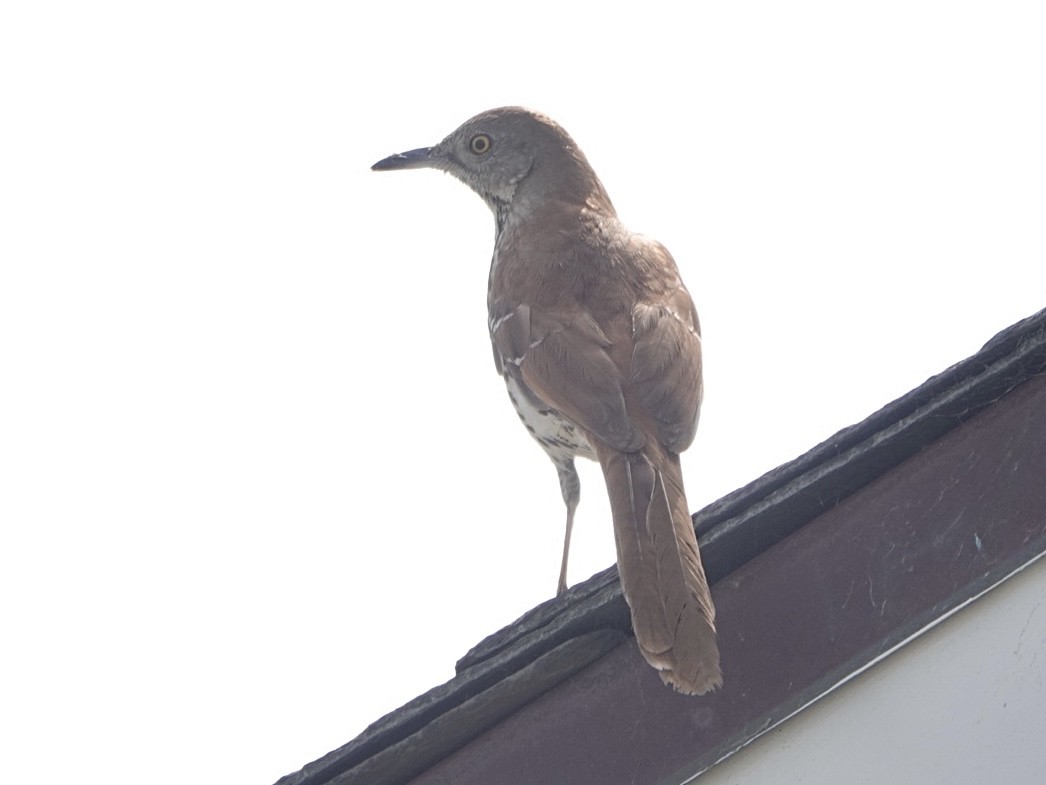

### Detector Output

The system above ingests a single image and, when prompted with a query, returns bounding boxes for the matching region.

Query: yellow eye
[469,134,492,155]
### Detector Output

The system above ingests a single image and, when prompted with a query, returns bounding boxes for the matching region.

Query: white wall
[698,554,1046,785]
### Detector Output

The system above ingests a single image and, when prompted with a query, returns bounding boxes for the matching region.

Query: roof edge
[458,305,1046,668]
[275,305,1046,785]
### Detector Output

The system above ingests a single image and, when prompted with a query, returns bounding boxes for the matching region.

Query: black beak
[371,146,436,171]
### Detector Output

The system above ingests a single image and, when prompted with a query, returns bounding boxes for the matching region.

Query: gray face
[428,117,536,204]
[371,107,564,207]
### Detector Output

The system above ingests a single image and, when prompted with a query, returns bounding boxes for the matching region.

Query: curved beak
[371,146,436,171]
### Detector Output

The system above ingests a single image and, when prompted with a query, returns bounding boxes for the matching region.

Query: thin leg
[555,460,581,595]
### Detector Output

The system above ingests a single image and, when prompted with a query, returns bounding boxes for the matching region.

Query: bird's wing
[490,302,645,453]
[630,285,703,453]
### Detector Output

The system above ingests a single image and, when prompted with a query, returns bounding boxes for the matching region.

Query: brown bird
[372,107,721,695]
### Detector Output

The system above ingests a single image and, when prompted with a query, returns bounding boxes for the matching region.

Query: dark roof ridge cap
[699,305,1046,533]
[456,305,1046,670]
[274,305,1046,785]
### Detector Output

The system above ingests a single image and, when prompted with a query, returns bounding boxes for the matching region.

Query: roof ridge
[276,305,1046,785]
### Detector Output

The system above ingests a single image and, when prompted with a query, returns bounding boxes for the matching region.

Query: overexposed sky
[2,2,1044,783]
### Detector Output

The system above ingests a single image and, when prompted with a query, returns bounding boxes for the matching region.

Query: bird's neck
[487,182,625,309]
[491,166,615,241]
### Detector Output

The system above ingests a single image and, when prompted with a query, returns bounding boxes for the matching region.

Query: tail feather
[600,447,721,695]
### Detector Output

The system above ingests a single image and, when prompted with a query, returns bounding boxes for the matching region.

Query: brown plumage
[373,107,721,694]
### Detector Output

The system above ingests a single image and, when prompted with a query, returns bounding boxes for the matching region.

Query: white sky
[2,2,1044,784]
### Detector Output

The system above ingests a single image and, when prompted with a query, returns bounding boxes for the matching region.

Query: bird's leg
[555,460,581,596]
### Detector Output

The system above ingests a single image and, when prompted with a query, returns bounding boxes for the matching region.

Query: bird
[372,107,721,695]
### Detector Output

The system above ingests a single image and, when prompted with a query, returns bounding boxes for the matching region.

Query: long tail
[599,445,721,695]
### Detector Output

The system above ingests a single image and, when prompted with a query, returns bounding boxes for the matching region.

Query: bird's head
[372,106,610,217]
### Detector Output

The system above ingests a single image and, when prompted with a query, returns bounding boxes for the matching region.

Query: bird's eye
[469,134,492,155]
